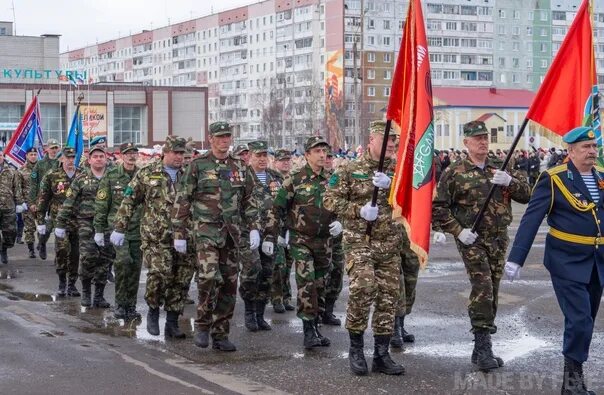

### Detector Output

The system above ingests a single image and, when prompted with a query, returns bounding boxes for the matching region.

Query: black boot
[314,318,331,347]
[562,356,595,395]
[81,279,92,307]
[38,242,47,260]
[194,330,209,348]
[256,301,272,331]
[57,274,67,297]
[243,299,258,332]
[284,299,295,311]
[114,305,127,319]
[27,243,35,259]
[212,337,237,352]
[92,283,110,308]
[164,311,186,339]
[390,316,403,349]
[400,316,415,343]
[349,331,368,375]
[473,330,500,372]
[16,236,23,245]
[273,301,286,314]
[66,278,80,297]
[146,307,160,336]
[126,306,142,320]
[321,300,341,326]
[302,319,322,349]
[372,335,405,375]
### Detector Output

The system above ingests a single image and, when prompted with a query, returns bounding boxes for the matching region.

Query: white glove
[110,231,125,247]
[174,239,187,254]
[505,261,521,281]
[285,230,290,249]
[54,228,66,238]
[491,170,512,186]
[329,221,343,237]
[372,171,392,189]
[21,202,28,211]
[249,229,260,250]
[16,204,24,214]
[457,228,478,245]
[433,232,446,244]
[360,202,378,221]
[277,235,288,247]
[261,241,274,256]
[94,233,105,247]
[37,224,46,235]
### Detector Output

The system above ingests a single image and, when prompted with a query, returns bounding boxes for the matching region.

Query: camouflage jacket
[29,154,60,205]
[172,151,258,248]
[56,167,106,229]
[114,159,183,245]
[323,152,405,250]
[18,161,36,201]
[93,164,142,240]
[432,157,531,237]
[0,164,24,210]
[37,167,78,227]
[268,163,335,243]
[251,168,283,231]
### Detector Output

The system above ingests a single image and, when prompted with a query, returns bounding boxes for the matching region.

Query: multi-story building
[61,0,604,150]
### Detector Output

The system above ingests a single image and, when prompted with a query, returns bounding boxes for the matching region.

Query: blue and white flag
[4,96,44,167]
[66,105,84,167]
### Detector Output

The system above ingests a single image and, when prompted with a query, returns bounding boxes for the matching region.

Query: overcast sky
[0,0,257,52]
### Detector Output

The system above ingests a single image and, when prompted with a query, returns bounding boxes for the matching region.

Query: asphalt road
[1,204,603,394]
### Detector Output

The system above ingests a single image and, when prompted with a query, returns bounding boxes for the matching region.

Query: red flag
[387,0,434,266]
[526,0,598,136]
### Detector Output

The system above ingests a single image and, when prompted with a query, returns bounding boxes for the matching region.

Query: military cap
[248,140,268,153]
[89,145,106,155]
[163,135,187,153]
[119,142,138,154]
[369,120,400,136]
[234,144,249,155]
[209,121,232,136]
[304,135,330,152]
[185,138,196,155]
[62,147,77,157]
[274,148,292,160]
[562,126,597,144]
[90,135,107,146]
[26,147,38,154]
[463,120,489,137]
[46,138,60,148]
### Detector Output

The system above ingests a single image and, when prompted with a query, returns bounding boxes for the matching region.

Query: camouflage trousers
[271,245,294,305]
[142,241,195,313]
[54,228,79,282]
[38,214,54,247]
[114,238,142,309]
[195,235,238,340]
[22,211,36,245]
[456,234,508,334]
[0,207,17,249]
[395,247,420,316]
[325,235,344,304]
[346,246,401,336]
[291,237,332,321]
[78,219,114,284]
[239,237,274,303]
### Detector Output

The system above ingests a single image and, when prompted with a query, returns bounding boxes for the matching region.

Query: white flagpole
[58,80,63,146]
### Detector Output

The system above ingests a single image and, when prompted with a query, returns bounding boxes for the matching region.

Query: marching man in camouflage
[233,144,250,165]
[432,120,531,371]
[19,147,39,259]
[56,145,112,308]
[36,147,79,296]
[267,136,341,349]
[94,142,143,320]
[0,151,26,264]
[29,138,61,260]
[239,140,281,331]
[112,136,194,339]
[172,121,259,352]
[324,121,404,376]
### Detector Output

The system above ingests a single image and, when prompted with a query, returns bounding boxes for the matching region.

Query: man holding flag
[19,147,40,259]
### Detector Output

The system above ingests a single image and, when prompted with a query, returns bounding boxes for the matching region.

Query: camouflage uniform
[172,126,258,343]
[37,166,79,282]
[114,157,194,314]
[18,159,37,247]
[324,151,403,335]
[94,149,143,316]
[396,235,420,317]
[432,124,531,334]
[0,163,23,253]
[324,168,345,317]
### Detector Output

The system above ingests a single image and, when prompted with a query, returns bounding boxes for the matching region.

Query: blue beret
[90,135,107,146]
[562,126,596,144]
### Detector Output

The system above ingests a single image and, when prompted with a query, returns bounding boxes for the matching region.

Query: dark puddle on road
[0,282,56,302]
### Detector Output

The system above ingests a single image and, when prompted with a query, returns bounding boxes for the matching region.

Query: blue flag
[66,106,84,167]
[4,96,44,167]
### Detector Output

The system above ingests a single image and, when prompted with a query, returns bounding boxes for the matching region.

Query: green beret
[233,144,249,155]
[562,126,596,144]
[119,142,138,154]
[304,136,329,152]
[274,148,292,160]
[46,138,60,148]
[89,145,106,155]
[248,140,268,153]
[463,121,488,137]
[163,135,187,153]
[209,121,232,136]
[62,147,76,157]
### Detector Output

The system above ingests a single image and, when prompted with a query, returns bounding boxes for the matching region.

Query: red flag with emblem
[387,0,434,266]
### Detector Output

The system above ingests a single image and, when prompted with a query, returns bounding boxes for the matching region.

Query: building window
[383,53,391,63]
[114,106,142,144]
[40,104,65,143]
[506,125,515,137]
[384,70,391,80]
[367,69,375,80]
[383,87,391,97]
[0,104,24,144]
[367,52,375,62]
[367,86,375,96]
